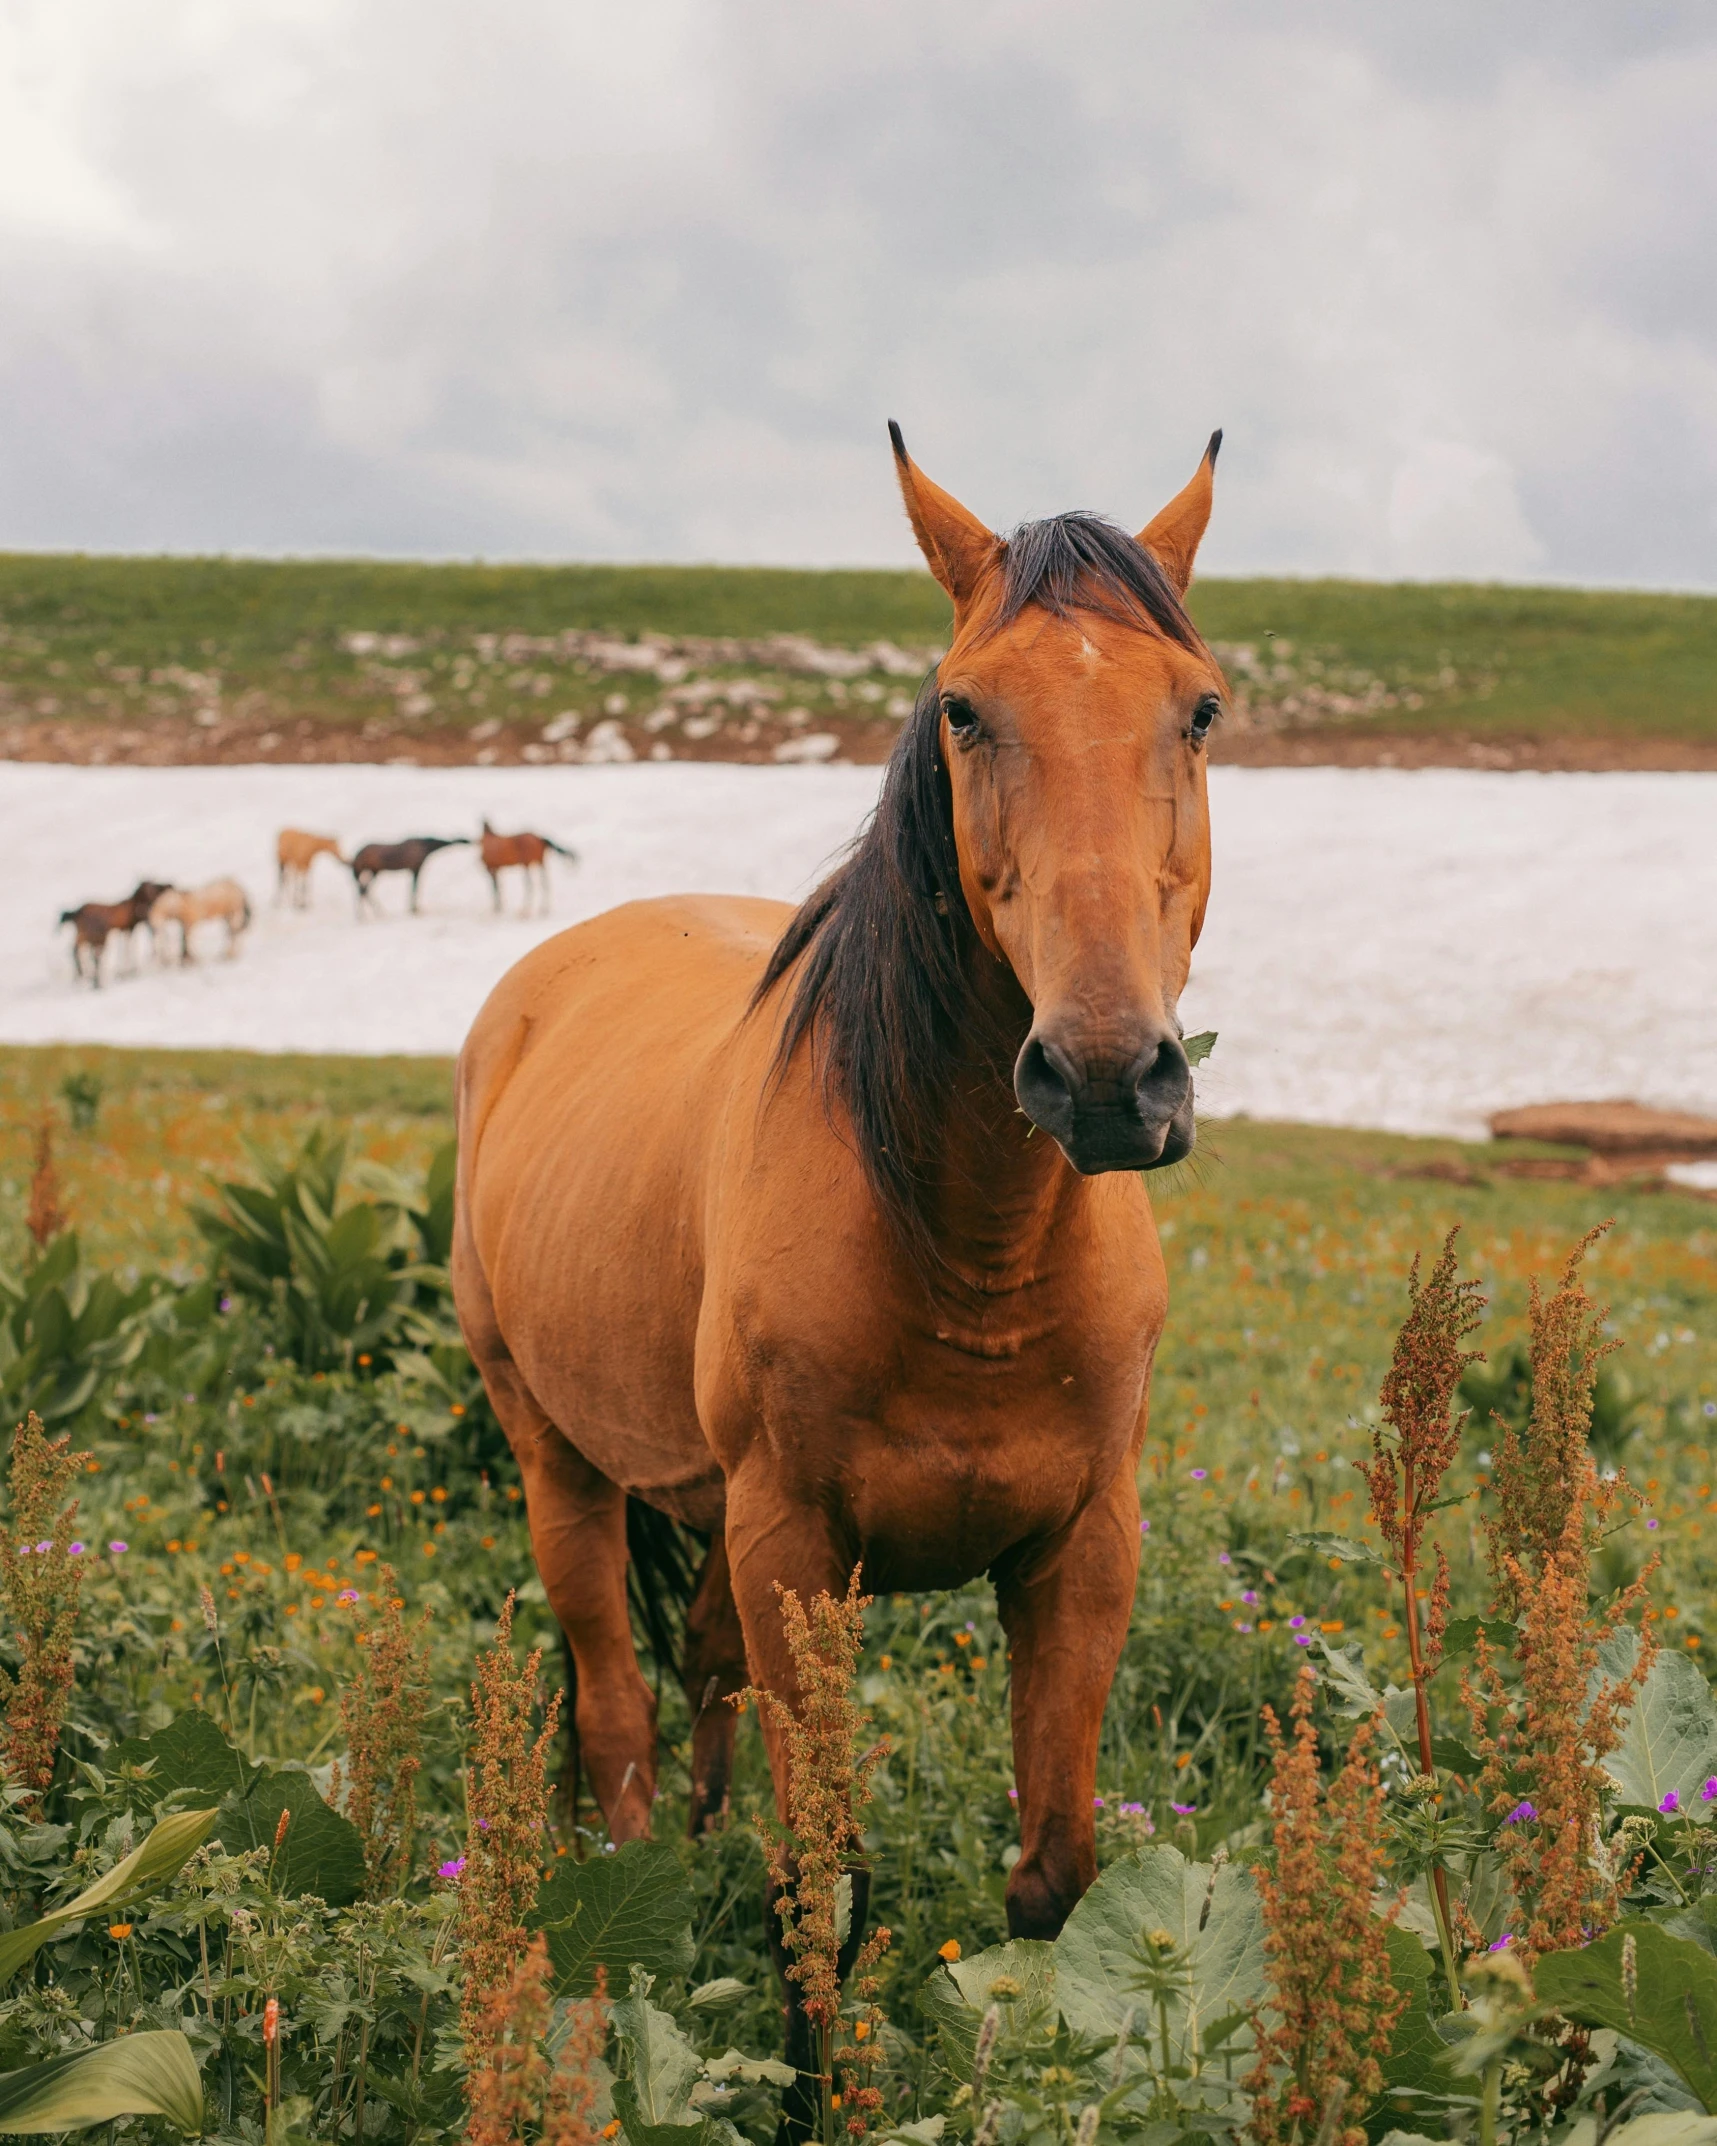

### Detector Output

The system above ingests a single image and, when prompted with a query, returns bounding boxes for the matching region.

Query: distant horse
[151,880,252,962]
[453,424,1225,2037]
[276,829,344,908]
[59,881,174,987]
[350,837,470,916]
[479,821,579,916]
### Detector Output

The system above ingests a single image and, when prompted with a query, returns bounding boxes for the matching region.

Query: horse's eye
[941,695,981,742]
[1189,694,1221,744]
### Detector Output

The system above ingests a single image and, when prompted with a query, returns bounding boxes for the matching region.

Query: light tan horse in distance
[454,426,1225,1949]
[151,879,252,962]
[275,829,344,908]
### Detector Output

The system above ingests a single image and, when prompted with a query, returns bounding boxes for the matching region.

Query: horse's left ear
[888,421,998,609]
[1137,430,1222,595]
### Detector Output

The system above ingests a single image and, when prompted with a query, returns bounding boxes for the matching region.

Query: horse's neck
[917,958,1084,1299]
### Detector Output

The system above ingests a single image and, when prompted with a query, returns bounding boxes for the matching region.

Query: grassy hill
[0,552,1712,757]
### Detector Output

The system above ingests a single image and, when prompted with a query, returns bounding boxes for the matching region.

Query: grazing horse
[151,879,252,962]
[276,829,344,908]
[478,820,579,916]
[453,428,1223,1987]
[350,837,468,916]
[59,881,173,986]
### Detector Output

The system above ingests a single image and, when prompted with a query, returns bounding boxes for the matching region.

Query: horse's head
[892,425,1223,1175]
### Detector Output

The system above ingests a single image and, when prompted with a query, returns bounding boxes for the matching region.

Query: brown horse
[276,829,344,908]
[349,836,469,916]
[58,881,173,986]
[478,821,579,916]
[453,430,1223,1950]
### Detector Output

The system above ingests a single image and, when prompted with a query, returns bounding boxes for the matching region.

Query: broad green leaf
[1439,1616,1516,1659]
[1563,2117,1717,2146]
[1184,1031,1218,1067]
[1598,1633,1717,1813]
[0,2029,203,2133]
[1289,1532,1388,1567]
[1537,1922,1717,2112]
[702,2052,796,2089]
[111,1711,364,1905]
[687,1979,750,2012]
[109,1709,250,1802]
[918,1940,1058,2079]
[0,1806,219,1983]
[218,1765,366,1906]
[609,2081,705,2146]
[611,1968,704,2143]
[1053,1846,1264,2081]
[536,1841,696,1997]
[1314,1641,1418,1751]
[1370,1924,1454,2138]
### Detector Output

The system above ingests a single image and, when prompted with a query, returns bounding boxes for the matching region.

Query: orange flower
[108,1923,133,1939]
[938,1938,961,1962]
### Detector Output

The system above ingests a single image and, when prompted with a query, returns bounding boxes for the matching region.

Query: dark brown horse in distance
[59,881,174,986]
[479,821,579,916]
[349,837,469,916]
[454,429,1224,1957]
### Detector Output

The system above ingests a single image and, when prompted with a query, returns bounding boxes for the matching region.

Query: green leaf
[0,1806,220,1984]
[0,2030,203,2133]
[1370,1925,1454,2138]
[1183,1032,1218,1067]
[536,1841,696,1998]
[918,1941,1058,2080]
[1584,2119,1717,2146]
[111,1711,364,1905]
[687,1979,750,2013]
[1599,1634,1717,1813]
[1052,1846,1264,2084]
[1439,1617,1516,1659]
[702,2052,796,2089]
[610,1968,704,2146]
[1289,1532,1387,1567]
[1536,1921,1717,2112]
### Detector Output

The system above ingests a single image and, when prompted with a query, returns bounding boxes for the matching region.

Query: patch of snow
[1,764,1711,1141]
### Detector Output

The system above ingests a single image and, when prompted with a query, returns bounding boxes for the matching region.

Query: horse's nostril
[1133,1035,1191,1118]
[1013,1035,1079,1137]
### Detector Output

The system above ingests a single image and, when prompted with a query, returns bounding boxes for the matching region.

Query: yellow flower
[938,1938,961,1962]
[108,1923,133,1940]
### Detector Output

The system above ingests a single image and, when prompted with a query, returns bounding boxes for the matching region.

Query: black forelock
[988,510,1202,650]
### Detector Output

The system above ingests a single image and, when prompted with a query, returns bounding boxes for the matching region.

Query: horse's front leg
[995,1461,1142,1938]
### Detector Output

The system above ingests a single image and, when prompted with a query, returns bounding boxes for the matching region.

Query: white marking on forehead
[1078,636,1100,666]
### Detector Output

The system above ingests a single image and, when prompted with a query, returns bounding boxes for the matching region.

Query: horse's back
[455,894,790,1506]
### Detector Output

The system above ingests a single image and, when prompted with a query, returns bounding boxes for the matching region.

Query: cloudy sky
[1,1,1713,581]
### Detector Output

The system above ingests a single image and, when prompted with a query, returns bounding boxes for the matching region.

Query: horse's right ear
[888,422,998,609]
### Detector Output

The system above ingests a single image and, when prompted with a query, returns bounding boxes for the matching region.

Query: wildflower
[939,1939,961,1962]
[1288,1616,1306,1630]
[109,1540,127,1555]
[337,1588,359,1604]
[200,1585,218,1632]
[1242,1589,1259,1604]
[1190,1468,1208,1481]
[0,1416,92,1808]
[1246,1668,1405,2146]
[1171,1801,1197,1815]
[67,1543,83,1556]
[1504,1801,1538,1824]
[108,1923,133,1939]
[459,1594,562,2065]
[1467,1231,1655,1960]
[1660,1792,1681,1816]
[1702,1778,1717,1803]
[1488,1934,1513,1952]
[439,1857,467,1880]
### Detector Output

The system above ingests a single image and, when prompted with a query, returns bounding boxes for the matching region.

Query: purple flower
[1118,1802,1147,1817]
[1007,1788,1018,1801]
[17,1544,30,1557]
[68,1543,84,1556]
[1294,1634,1313,1646]
[1702,1778,1717,1803]
[1236,1622,1254,1633]
[1647,1519,1660,1530]
[1504,1801,1537,1825]
[1660,1791,1681,1815]
[438,1857,466,1880]
[1288,1615,1306,1630]
[1138,1519,1151,1535]
[1093,1796,1106,1809]
[35,1540,52,1554]
[477,1817,490,1830]
[108,1541,128,1555]
[1241,1589,1258,1605]
[1171,1801,1196,1816]
[218,1294,232,1314]
[1488,1933,1513,1952]
[1190,1468,1207,1481]
[337,1588,359,1604]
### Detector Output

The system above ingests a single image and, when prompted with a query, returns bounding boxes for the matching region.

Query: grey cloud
[0,0,1713,582]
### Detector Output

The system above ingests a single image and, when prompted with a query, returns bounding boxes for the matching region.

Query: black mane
[752,511,1199,1255]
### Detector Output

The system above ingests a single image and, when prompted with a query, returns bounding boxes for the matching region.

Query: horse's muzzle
[1013,1029,1195,1175]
